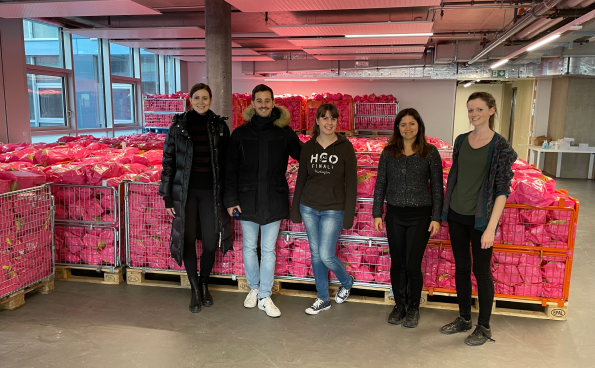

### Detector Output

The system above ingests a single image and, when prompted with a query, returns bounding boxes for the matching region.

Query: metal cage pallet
[51,183,125,282]
[0,185,55,304]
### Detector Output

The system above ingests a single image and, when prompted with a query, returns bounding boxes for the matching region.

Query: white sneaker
[258,297,281,318]
[244,289,259,308]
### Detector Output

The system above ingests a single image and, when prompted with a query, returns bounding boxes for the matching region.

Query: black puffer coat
[159,110,232,266]
[224,105,302,225]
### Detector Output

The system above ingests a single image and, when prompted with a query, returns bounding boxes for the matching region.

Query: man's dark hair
[251,84,274,101]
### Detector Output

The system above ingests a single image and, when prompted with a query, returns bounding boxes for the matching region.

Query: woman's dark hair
[312,103,339,137]
[467,91,497,130]
[251,84,274,101]
[383,108,433,160]
[190,83,212,99]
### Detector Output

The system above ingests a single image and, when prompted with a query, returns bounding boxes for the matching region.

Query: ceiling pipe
[467,0,564,65]
[578,0,595,7]
[516,17,565,40]
[564,0,586,7]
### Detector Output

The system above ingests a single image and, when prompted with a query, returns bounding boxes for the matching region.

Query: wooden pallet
[0,278,54,311]
[388,291,568,321]
[55,265,124,285]
[126,268,244,293]
[237,277,394,306]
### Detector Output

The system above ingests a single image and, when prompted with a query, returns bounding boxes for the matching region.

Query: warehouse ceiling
[5,0,595,69]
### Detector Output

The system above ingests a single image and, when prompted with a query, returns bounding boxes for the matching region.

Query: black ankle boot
[188,275,202,313]
[199,276,213,307]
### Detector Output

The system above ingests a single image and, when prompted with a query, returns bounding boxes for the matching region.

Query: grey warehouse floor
[1,178,594,368]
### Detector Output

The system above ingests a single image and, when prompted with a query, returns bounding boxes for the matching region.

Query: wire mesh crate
[438,149,453,159]
[125,181,235,276]
[143,98,186,113]
[54,224,120,268]
[0,185,54,299]
[51,184,119,226]
[355,102,399,116]
[354,116,395,131]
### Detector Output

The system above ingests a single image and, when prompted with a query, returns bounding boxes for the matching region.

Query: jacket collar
[242,105,291,129]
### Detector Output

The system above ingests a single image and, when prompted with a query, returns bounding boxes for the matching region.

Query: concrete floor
[1,178,594,368]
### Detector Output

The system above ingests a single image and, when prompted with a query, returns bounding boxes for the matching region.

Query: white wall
[187,61,457,143]
[453,83,505,142]
[533,78,552,138]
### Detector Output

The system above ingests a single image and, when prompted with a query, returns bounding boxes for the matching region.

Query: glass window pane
[141,50,158,96]
[23,19,63,68]
[73,35,106,130]
[110,44,133,77]
[27,74,67,128]
[164,55,176,94]
[113,83,135,124]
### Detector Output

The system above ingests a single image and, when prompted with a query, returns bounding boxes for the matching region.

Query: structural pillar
[0,18,31,143]
[205,0,232,129]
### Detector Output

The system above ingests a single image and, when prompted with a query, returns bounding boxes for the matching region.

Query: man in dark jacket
[225,84,302,318]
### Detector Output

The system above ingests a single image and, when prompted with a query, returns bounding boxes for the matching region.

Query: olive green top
[450,135,490,216]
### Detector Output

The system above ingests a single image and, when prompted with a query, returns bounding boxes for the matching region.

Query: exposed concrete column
[0,18,31,143]
[205,0,232,129]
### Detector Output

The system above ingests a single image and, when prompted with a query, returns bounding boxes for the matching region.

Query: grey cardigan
[372,145,444,222]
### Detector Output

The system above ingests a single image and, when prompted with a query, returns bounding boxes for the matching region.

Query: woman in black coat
[159,83,232,313]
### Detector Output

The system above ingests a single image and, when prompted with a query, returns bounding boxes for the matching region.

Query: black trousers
[448,209,494,327]
[385,205,432,308]
[183,189,218,280]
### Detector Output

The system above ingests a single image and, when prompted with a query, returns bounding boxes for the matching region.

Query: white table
[518,144,595,179]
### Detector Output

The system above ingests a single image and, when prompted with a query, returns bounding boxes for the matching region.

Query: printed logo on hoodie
[310,152,338,175]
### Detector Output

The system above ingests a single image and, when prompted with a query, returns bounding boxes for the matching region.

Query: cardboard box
[531,136,550,146]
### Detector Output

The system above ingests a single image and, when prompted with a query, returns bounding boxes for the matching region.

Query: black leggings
[385,205,432,308]
[448,211,494,327]
[184,189,218,280]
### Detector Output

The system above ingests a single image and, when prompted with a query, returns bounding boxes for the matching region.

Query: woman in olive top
[373,108,443,328]
[440,92,516,346]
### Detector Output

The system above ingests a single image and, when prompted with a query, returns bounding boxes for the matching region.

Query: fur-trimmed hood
[242,105,291,128]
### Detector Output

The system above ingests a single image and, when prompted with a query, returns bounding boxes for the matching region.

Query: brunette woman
[373,108,443,328]
[440,92,516,346]
[290,103,357,315]
[159,83,232,313]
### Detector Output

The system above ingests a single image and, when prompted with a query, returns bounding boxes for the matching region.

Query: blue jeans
[300,204,353,301]
[240,220,282,299]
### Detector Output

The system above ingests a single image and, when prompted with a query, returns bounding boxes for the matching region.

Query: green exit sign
[492,70,507,78]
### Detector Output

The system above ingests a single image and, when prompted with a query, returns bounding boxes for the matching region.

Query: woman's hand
[166,208,176,217]
[481,227,495,249]
[374,218,383,233]
[428,221,440,237]
[227,205,242,217]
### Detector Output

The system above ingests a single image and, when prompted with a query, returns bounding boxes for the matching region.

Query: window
[141,50,159,96]
[164,55,177,94]
[28,74,67,127]
[73,35,106,129]
[23,19,63,69]
[112,83,135,124]
[110,44,133,77]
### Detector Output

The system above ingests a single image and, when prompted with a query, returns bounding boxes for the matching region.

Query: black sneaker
[305,298,331,315]
[387,303,407,325]
[335,276,354,304]
[402,307,420,328]
[440,316,473,335]
[465,325,495,346]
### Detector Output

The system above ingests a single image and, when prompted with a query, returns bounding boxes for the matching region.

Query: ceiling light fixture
[527,34,561,51]
[345,33,433,38]
[464,82,473,87]
[264,79,319,82]
[490,59,509,69]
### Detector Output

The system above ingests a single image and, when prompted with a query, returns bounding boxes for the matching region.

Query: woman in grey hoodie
[290,103,358,315]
